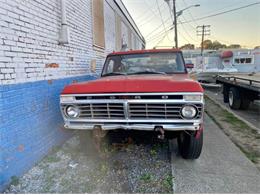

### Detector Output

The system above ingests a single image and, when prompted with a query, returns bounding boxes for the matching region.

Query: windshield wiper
[128,71,166,75]
[102,72,127,77]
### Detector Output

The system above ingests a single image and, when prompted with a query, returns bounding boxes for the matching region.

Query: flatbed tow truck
[216,73,260,110]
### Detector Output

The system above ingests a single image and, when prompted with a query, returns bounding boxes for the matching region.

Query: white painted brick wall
[104,1,116,54]
[0,0,144,85]
[121,21,128,47]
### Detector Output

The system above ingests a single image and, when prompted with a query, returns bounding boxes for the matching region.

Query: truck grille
[77,103,125,119]
[128,103,202,119]
[63,103,203,120]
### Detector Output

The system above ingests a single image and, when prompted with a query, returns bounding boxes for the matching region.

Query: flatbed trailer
[216,73,260,110]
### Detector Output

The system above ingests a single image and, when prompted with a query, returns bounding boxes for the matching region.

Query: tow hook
[92,125,107,154]
[155,126,165,140]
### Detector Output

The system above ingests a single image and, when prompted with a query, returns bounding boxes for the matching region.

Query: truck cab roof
[108,49,182,56]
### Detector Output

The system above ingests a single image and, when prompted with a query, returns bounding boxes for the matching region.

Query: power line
[147,25,173,42]
[181,2,260,24]
[137,1,167,27]
[134,1,160,22]
[165,0,174,21]
[145,2,260,39]
[178,31,192,44]
[146,24,173,41]
[178,18,199,43]
[145,16,172,38]
[182,0,199,26]
[155,0,170,41]
[155,27,174,47]
[146,1,260,47]
[136,0,165,23]
[144,2,182,41]
[196,0,247,17]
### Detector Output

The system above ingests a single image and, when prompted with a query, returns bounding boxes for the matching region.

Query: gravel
[5,131,173,193]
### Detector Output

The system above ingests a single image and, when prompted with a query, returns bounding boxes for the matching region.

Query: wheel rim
[229,91,234,106]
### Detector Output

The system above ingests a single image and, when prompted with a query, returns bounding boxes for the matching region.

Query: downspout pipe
[59,0,70,45]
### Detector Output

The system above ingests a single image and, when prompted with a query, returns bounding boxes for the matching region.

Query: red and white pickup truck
[60,49,204,159]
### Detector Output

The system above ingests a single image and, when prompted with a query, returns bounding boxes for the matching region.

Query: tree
[211,41,227,49]
[201,40,227,50]
[201,40,212,49]
[199,40,245,50]
[180,44,195,50]
[228,44,241,49]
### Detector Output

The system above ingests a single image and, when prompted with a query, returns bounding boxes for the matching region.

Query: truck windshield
[102,52,186,76]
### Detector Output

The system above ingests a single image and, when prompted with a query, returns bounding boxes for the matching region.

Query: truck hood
[62,74,204,94]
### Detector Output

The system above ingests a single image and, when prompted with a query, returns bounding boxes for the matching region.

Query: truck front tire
[177,131,203,159]
[228,87,241,109]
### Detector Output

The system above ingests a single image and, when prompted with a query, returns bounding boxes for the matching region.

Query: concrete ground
[170,114,260,193]
[205,87,260,129]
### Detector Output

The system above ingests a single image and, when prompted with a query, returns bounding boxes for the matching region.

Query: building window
[234,57,253,64]
[245,58,252,63]
[92,0,105,49]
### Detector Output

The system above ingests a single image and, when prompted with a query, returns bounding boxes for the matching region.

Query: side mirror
[185,63,194,69]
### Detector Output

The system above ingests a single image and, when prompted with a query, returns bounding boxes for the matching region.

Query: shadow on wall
[0,75,96,191]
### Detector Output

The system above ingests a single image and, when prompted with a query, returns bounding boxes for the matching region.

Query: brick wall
[0,75,96,191]
[0,0,144,85]
[104,1,116,54]
[0,0,97,85]
[0,0,144,190]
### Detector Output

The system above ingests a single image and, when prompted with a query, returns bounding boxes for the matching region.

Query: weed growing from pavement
[10,176,19,186]
[140,173,153,182]
[162,174,174,191]
[99,162,109,175]
[236,145,258,163]
[43,155,61,163]
[150,148,158,156]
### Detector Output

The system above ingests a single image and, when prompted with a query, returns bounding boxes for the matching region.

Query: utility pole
[165,0,199,49]
[196,25,210,56]
[173,0,178,48]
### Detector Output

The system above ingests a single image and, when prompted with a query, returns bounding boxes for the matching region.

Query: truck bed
[216,73,260,92]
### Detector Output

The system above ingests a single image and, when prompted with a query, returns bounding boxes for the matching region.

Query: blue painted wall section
[0,75,96,191]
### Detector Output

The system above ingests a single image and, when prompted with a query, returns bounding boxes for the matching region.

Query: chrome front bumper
[64,122,201,131]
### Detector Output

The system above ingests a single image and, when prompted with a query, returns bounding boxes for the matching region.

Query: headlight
[183,95,202,101]
[181,105,197,119]
[66,106,79,118]
[60,96,75,103]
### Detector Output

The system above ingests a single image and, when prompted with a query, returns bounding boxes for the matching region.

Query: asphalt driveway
[170,114,260,193]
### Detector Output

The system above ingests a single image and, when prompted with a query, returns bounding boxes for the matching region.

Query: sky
[122,0,260,49]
